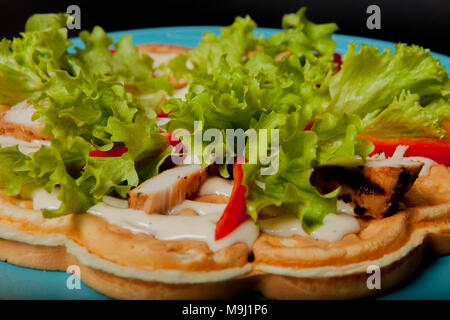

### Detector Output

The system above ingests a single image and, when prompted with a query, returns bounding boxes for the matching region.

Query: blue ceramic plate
[0,27,449,300]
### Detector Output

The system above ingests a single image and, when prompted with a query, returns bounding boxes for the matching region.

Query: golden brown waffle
[0,165,448,299]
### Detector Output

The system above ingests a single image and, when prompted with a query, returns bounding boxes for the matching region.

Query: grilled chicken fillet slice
[310,159,423,218]
[0,101,49,142]
[128,164,208,214]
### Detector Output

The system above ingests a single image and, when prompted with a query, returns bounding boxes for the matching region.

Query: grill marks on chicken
[310,161,423,218]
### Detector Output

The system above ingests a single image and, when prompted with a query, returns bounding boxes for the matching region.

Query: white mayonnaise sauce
[168,200,226,216]
[258,215,308,238]
[32,188,61,211]
[31,189,258,252]
[198,176,233,197]
[87,202,258,251]
[102,195,129,209]
[258,213,360,242]
[0,135,50,155]
[311,213,360,241]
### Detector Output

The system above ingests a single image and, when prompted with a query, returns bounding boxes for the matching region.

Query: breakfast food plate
[0,9,449,300]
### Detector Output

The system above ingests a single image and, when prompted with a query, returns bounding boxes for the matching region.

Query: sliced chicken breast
[0,135,50,155]
[0,101,49,142]
[128,164,208,214]
[310,159,423,219]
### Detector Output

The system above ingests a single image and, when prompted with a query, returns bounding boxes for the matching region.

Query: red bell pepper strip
[333,52,342,71]
[304,119,316,131]
[157,110,172,118]
[215,163,249,240]
[313,52,342,71]
[360,136,450,166]
[161,131,181,147]
[89,146,128,158]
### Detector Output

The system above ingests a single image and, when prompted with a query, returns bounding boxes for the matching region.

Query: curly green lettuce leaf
[31,143,141,217]
[313,113,374,163]
[27,73,171,217]
[165,67,261,133]
[162,10,351,232]
[0,135,168,217]
[32,71,138,148]
[0,146,34,195]
[277,7,338,58]
[105,115,171,180]
[0,145,93,217]
[242,123,335,232]
[72,26,173,96]
[0,14,175,218]
[183,15,257,76]
[28,146,93,218]
[165,51,332,134]
[167,7,338,80]
[77,156,139,200]
[327,42,449,118]
[24,13,71,32]
[242,110,372,232]
[0,13,72,105]
[362,90,450,139]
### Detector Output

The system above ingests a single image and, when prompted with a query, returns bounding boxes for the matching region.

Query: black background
[1,0,449,55]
